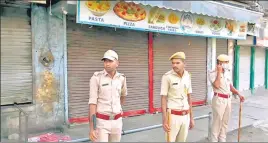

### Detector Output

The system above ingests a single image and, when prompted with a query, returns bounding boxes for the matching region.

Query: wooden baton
[238,101,242,142]
[167,110,171,142]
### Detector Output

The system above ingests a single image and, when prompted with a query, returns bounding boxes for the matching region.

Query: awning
[129,1,264,24]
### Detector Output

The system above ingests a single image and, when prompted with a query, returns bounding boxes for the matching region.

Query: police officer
[88,50,127,142]
[209,54,245,142]
[161,52,195,142]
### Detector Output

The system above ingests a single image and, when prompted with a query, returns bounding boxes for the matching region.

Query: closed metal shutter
[216,39,228,59]
[254,47,265,87]
[1,7,32,105]
[67,19,148,119]
[239,46,251,91]
[153,34,207,108]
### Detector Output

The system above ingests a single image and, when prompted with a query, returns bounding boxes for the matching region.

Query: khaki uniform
[209,70,232,142]
[161,69,192,142]
[88,69,127,142]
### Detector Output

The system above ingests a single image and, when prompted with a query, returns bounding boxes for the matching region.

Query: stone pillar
[206,38,216,105]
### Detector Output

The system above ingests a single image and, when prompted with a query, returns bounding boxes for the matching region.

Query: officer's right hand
[163,120,170,132]
[89,130,98,142]
[217,64,223,73]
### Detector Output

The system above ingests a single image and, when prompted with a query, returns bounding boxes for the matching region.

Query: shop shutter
[216,39,228,59]
[254,47,265,87]
[239,46,251,91]
[67,19,148,118]
[1,7,33,105]
[153,34,207,108]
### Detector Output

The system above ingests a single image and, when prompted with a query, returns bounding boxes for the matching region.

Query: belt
[170,109,189,116]
[96,112,122,120]
[214,92,230,98]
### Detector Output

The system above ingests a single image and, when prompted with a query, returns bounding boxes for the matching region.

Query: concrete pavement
[120,93,268,142]
[198,120,268,142]
[24,91,268,142]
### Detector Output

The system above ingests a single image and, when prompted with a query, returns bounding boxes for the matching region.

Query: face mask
[222,63,230,70]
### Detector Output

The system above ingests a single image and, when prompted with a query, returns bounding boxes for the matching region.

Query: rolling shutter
[67,19,148,119]
[239,46,251,91]
[216,39,228,59]
[1,7,33,105]
[254,47,265,87]
[153,34,207,108]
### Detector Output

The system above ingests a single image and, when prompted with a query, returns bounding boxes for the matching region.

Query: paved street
[199,120,268,142]
[60,92,268,142]
[22,91,268,142]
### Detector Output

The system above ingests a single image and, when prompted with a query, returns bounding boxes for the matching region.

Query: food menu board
[247,23,259,37]
[77,0,248,40]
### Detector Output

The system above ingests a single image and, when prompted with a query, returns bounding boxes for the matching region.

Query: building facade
[0,0,266,141]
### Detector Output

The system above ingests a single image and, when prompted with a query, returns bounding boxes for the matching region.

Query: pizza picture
[113,1,146,22]
[209,19,223,32]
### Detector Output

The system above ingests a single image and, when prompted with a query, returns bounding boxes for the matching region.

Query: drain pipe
[122,124,162,135]
[63,12,69,125]
[67,112,212,142]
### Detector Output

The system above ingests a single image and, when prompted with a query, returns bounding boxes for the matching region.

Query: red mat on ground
[28,133,71,142]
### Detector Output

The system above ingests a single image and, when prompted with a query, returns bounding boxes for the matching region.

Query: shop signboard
[247,23,259,37]
[77,0,248,40]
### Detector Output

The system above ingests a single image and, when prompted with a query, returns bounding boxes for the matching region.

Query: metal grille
[1,7,32,105]
[153,34,207,108]
[67,20,148,118]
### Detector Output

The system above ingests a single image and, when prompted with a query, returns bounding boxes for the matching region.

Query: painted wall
[1,4,66,141]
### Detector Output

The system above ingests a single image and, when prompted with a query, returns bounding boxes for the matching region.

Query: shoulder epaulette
[120,73,126,77]
[164,70,172,75]
[93,71,102,76]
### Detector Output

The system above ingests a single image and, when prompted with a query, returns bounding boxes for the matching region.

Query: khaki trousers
[96,117,122,142]
[211,95,232,142]
[165,112,190,142]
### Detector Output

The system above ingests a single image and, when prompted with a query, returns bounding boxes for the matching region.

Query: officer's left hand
[89,130,98,142]
[189,119,195,130]
[239,95,245,102]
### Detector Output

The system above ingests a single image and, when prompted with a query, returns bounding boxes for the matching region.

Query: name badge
[172,83,178,85]
[102,83,109,86]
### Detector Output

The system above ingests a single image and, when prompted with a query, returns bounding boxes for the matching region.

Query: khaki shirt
[88,70,127,115]
[209,70,232,95]
[160,70,192,110]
